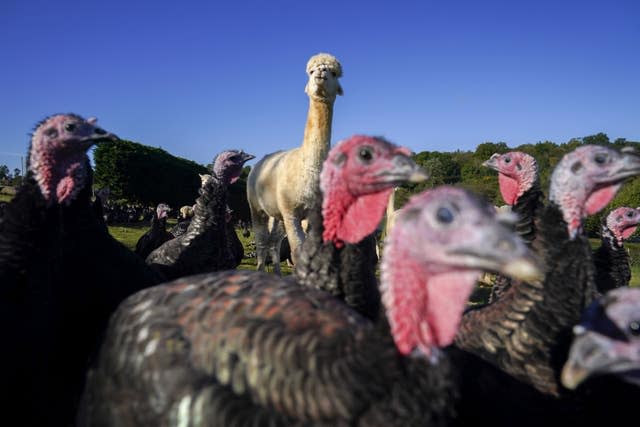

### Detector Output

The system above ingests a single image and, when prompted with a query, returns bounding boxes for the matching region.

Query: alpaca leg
[266,220,285,275]
[283,215,306,265]
[251,212,270,272]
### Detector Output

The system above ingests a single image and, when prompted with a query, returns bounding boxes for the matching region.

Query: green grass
[107,226,640,289]
[0,193,13,202]
[109,220,294,275]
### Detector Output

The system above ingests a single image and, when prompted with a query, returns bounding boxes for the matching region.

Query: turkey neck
[512,178,543,245]
[594,227,631,294]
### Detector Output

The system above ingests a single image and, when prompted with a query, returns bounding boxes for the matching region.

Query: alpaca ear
[337,83,344,96]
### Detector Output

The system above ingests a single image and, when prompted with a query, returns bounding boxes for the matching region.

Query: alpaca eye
[358,147,374,163]
[331,71,337,77]
[64,123,76,132]
[594,153,607,164]
[436,207,454,224]
[629,320,640,336]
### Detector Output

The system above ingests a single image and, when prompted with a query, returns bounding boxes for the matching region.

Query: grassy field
[109,219,294,275]
[108,223,640,306]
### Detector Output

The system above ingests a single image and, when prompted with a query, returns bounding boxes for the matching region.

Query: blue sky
[1,0,638,173]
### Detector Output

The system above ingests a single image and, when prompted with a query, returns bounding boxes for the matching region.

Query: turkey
[560,287,640,421]
[482,151,543,302]
[456,145,640,399]
[78,185,540,426]
[134,203,173,259]
[483,151,542,245]
[145,150,254,280]
[562,286,640,390]
[592,206,640,294]
[170,204,195,237]
[225,206,245,267]
[0,114,166,426]
[294,135,427,320]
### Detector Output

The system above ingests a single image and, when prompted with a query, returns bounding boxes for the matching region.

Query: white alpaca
[247,53,343,274]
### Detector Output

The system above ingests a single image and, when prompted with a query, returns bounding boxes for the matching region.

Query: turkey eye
[629,320,640,336]
[436,207,454,224]
[504,157,511,163]
[358,147,374,163]
[64,123,76,132]
[594,153,607,164]
[627,211,634,218]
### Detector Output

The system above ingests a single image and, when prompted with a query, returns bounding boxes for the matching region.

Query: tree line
[92,140,251,223]
[88,133,639,234]
[394,132,640,236]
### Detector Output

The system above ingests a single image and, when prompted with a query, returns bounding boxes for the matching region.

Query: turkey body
[134,207,174,260]
[78,270,458,427]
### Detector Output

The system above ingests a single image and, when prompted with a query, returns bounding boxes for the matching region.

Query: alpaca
[247,53,343,274]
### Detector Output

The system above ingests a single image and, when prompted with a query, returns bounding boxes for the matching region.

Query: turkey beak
[447,221,543,283]
[560,329,630,390]
[241,152,256,163]
[379,154,429,184]
[81,127,119,146]
[605,149,640,182]
[482,153,500,171]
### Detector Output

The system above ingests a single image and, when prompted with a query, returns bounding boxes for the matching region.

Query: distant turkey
[145,150,254,280]
[592,206,640,294]
[482,151,542,302]
[134,203,173,259]
[0,114,166,426]
[79,183,539,426]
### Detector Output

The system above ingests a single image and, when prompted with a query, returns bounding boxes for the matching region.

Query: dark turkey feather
[145,151,254,280]
[145,175,235,279]
[79,271,457,427]
[170,218,191,237]
[294,187,381,321]
[458,203,595,396]
[593,219,632,294]
[134,206,173,260]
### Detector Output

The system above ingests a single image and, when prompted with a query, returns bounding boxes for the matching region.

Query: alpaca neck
[301,98,333,165]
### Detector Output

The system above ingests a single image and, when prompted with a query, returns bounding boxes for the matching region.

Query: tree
[94,140,209,207]
[474,142,509,160]
[0,165,9,182]
[582,133,610,146]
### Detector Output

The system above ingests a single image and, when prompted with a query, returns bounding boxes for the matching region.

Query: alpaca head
[305,53,343,102]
